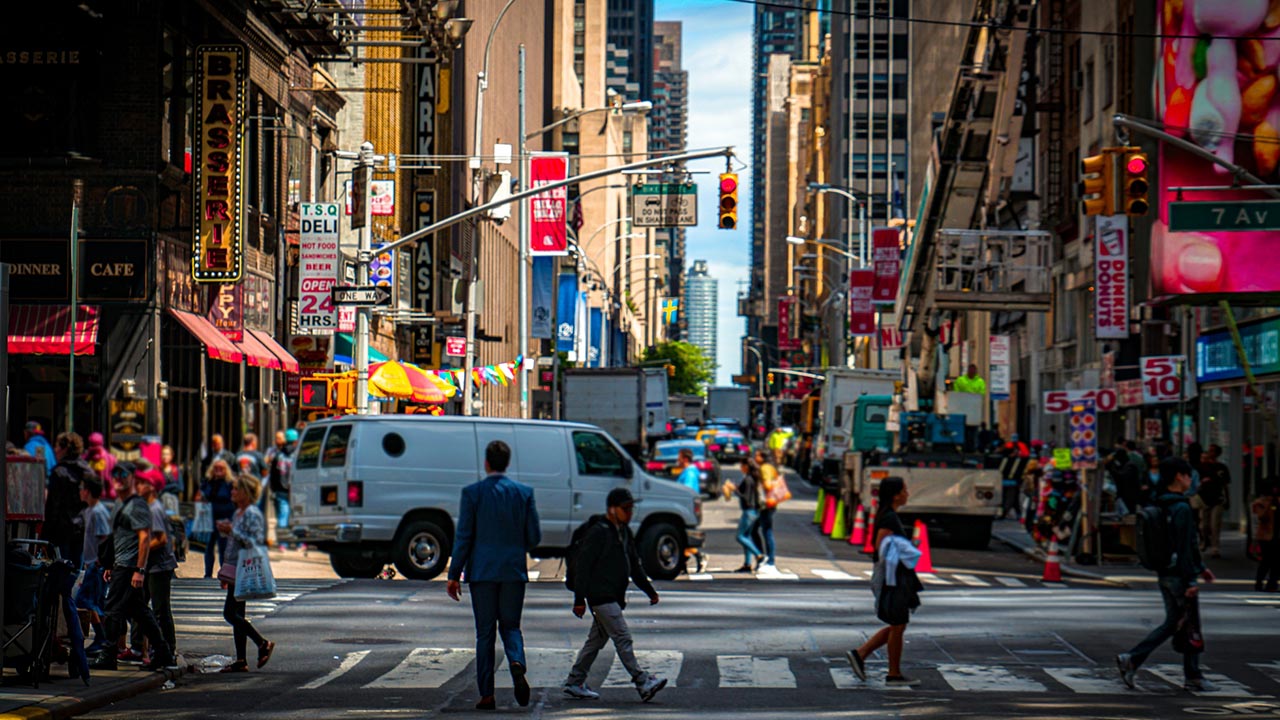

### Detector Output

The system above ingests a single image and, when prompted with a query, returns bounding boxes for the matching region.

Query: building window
[1083,59,1094,121]
[1102,39,1115,110]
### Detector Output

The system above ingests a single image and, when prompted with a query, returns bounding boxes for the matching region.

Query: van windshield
[296,426,326,469]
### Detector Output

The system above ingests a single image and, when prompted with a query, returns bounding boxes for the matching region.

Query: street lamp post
[807,184,871,368]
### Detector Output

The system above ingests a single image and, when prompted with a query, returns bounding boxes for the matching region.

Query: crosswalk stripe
[951,574,990,587]
[686,573,714,581]
[365,647,474,689]
[829,662,911,691]
[604,650,682,688]
[756,570,800,581]
[1251,661,1280,686]
[811,569,857,581]
[918,573,952,586]
[995,576,1027,587]
[1045,666,1157,694]
[496,648,577,688]
[717,655,795,688]
[1146,664,1267,698]
[937,663,1047,692]
[528,571,540,581]
[301,650,370,689]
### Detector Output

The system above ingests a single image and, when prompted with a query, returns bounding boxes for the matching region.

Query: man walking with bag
[447,441,541,711]
[562,488,668,704]
[1117,457,1216,692]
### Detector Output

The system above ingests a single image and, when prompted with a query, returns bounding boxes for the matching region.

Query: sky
[655,0,753,386]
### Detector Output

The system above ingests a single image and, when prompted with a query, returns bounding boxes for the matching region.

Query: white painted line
[937,663,1047,692]
[686,573,714,581]
[364,647,474,689]
[496,648,577,688]
[1250,661,1280,685]
[604,650,682,688]
[812,569,857,581]
[716,655,796,688]
[756,571,800,580]
[1146,664,1268,698]
[952,574,990,587]
[995,576,1027,587]
[527,570,540,581]
[829,662,911,691]
[862,570,875,578]
[1044,666,1157,695]
[918,573,952,586]
[301,650,370,689]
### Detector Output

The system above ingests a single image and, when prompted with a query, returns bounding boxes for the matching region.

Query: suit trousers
[469,581,527,697]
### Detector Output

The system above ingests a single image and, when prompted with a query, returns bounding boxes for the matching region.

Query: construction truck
[807,368,898,487]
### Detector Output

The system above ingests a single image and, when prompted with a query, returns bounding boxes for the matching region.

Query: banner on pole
[531,256,554,339]
[529,152,570,256]
[778,296,800,350]
[556,272,578,352]
[990,334,1011,400]
[871,228,901,304]
[849,269,876,336]
[1095,215,1130,339]
[298,202,340,335]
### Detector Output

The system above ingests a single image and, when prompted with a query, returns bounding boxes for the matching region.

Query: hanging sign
[871,228,901,304]
[192,44,247,282]
[849,269,876,336]
[298,202,340,335]
[778,296,800,350]
[207,282,244,342]
[1068,398,1098,469]
[990,334,1011,400]
[528,152,569,256]
[1141,355,1192,404]
[1043,388,1117,414]
[1095,215,1130,339]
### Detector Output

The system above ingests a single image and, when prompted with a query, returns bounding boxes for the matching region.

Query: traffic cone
[813,487,826,524]
[1042,539,1063,582]
[821,494,838,536]
[861,501,879,554]
[830,499,849,540]
[912,520,934,573]
[849,504,866,546]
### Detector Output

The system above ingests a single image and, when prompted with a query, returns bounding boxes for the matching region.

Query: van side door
[570,429,631,524]
[512,424,573,546]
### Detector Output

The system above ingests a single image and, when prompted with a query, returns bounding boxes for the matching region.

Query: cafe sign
[192,44,246,282]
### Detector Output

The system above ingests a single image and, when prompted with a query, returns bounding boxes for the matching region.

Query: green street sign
[1168,200,1280,232]
[631,183,698,227]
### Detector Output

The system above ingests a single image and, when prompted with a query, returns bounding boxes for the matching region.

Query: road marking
[716,655,796,688]
[812,569,857,581]
[994,576,1027,587]
[604,650,682,688]
[301,650,370,689]
[365,647,473,689]
[829,662,912,691]
[1044,666,1157,695]
[937,663,1047,692]
[1251,661,1280,685]
[756,570,800,580]
[496,648,577,688]
[687,573,714,581]
[1146,664,1268,698]
[952,574,990,587]
[918,573,952,586]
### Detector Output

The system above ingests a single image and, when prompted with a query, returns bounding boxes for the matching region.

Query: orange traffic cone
[820,494,838,536]
[912,520,934,573]
[849,504,866,546]
[1042,539,1063,582]
[861,500,878,554]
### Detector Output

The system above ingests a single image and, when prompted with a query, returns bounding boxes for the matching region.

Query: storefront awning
[249,329,300,374]
[235,330,280,370]
[7,304,100,355]
[167,309,243,364]
[334,332,389,366]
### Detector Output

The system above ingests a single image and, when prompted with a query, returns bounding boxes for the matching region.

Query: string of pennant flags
[425,356,523,389]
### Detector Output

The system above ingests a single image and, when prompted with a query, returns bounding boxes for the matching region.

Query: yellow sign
[1052,447,1073,469]
[192,45,246,282]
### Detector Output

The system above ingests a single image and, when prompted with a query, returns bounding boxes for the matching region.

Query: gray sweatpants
[565,602,646,687]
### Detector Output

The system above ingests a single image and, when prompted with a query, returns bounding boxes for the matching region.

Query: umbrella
[368,361,451,404]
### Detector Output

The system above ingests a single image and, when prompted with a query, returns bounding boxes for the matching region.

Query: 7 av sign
[1168,200,1280,231]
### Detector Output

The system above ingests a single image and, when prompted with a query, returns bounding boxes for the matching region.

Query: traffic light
[1121,149,1149,216]
[718,173,738,229]
[1079,150,1116,217]
[299,378,330,411]
[331,377,355,410]
[766,371,775,387]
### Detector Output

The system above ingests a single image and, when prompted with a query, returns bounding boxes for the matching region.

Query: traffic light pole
[355,141,379,415]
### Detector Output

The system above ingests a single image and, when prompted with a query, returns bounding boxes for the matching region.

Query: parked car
[646,440,721,498]
[708,431,751,463]
[708,417,745,435]
[695,424,733,444]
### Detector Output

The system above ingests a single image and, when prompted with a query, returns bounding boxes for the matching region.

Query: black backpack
[1135,503,1176,572]
[564,515,607,592]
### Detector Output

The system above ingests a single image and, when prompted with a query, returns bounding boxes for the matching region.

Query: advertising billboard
[1154,1,1280,298]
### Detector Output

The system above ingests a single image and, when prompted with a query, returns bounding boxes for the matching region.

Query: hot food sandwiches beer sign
[192,45,247,282]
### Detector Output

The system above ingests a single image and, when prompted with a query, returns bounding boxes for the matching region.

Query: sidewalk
[0,665,183,720]
[991,521,1118,585]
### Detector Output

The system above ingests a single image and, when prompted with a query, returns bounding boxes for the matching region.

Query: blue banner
[532,257,554,339]
[556,273,578,353]
[588,308,603,368]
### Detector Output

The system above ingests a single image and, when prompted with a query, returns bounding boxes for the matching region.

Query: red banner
[849,269,876,336]
[778,296,800,350]
[207,282,243,342]
[872,228,900,303]
[528,152,569,256]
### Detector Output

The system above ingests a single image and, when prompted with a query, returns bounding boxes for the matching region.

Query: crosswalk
[295,645,1280,698]
[170,578,335,638]
[526,565,1060,588]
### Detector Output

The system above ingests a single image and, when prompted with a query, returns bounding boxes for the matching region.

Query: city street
[82,476,1280,719]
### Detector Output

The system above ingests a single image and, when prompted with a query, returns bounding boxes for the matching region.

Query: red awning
[7,305,100,355]
[167,309,243,364]
[235,330,280,370]
[248,329,300,374]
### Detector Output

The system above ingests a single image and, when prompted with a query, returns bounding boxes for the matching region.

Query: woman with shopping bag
[215,474,276,673]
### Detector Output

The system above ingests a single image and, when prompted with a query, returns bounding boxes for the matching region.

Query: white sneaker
[638,675,668,702]
[757,563,779,575]
[563,683,600,700]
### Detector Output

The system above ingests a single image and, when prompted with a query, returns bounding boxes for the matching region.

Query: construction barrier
[861,500,878,554]
[849,504,866,546]
[820,494,837,536]
[912,519,934,573]
[830,498,849,540]
[813,487,826,524]
[1043,539,1063,582]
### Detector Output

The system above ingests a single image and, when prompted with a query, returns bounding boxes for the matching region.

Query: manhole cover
[325,638,407,645]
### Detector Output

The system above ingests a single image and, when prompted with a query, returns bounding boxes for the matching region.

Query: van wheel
[329,551,385,579]
[639,523,683,581]
[392,520,451,581]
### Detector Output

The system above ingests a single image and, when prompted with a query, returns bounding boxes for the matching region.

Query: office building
[686,260,718,369]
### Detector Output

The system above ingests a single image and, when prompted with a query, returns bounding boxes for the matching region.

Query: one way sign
[331,285,393,306]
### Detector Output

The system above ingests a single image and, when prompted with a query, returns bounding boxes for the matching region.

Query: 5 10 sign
[1043,388,1117,414]
[1141,355,1190,404]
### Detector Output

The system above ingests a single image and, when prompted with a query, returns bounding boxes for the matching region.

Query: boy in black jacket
[562,488,668,703]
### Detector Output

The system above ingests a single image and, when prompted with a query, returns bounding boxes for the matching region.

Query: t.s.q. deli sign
[192,44,246,282]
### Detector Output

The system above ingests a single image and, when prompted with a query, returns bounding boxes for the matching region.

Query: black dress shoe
[511,661,531,707]
[475,696,496,710]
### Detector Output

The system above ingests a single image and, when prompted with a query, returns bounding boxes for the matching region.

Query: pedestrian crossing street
[524,567,1063,588]
[170,578,335,638]
[296,645,1280,699]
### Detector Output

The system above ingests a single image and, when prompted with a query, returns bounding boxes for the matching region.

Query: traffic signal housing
[1079,150,1116,217]
[331,377,355,410]
[718,173,738,229]
[1121,149,1149,216]
[299,378,330,411]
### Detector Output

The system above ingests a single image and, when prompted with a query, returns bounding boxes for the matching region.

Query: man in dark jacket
[1106,446,1143,515]
[42,432,92,566]
[562,488,668,703]
[1117,457,1216,692]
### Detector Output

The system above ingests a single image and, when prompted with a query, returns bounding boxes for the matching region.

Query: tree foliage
[642,341,714,395]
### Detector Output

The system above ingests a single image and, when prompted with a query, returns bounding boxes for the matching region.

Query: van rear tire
[639,523,684,581]
[392,520,451,581]
[329,550,385,579]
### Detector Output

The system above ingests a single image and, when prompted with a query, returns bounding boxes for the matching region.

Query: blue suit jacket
[448,474,542,583]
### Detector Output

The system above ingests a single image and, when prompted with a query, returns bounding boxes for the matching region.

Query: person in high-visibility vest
[953,364,986,395]
[766,427,794,467]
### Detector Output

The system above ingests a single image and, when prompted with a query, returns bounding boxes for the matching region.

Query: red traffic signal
[299,378,330,410]
[718,172,739,230]
[720,175,738,194]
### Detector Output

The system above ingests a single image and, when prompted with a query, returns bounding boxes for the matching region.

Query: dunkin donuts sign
[192,45,247,282]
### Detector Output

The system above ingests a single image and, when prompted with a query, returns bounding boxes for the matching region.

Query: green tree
[642,341,714,395]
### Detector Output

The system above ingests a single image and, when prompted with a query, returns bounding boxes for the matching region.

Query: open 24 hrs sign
[1141,355,1191,404]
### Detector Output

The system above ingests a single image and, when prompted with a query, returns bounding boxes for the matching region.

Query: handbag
[217,562,237,585]
[765,475,792,508]
[1173,594,1205,654]
[234,543,277,601]
[192,502,214,544]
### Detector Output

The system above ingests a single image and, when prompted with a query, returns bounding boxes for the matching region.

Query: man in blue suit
[447,440,542,710]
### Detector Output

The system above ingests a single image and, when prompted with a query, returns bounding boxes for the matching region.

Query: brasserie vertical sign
[192,44,247,282]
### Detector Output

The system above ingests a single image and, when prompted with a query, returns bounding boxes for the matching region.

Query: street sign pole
[356,141,376,415]
[518,44,529,418]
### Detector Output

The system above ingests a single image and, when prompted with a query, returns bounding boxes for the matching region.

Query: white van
[289,415,705,581]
